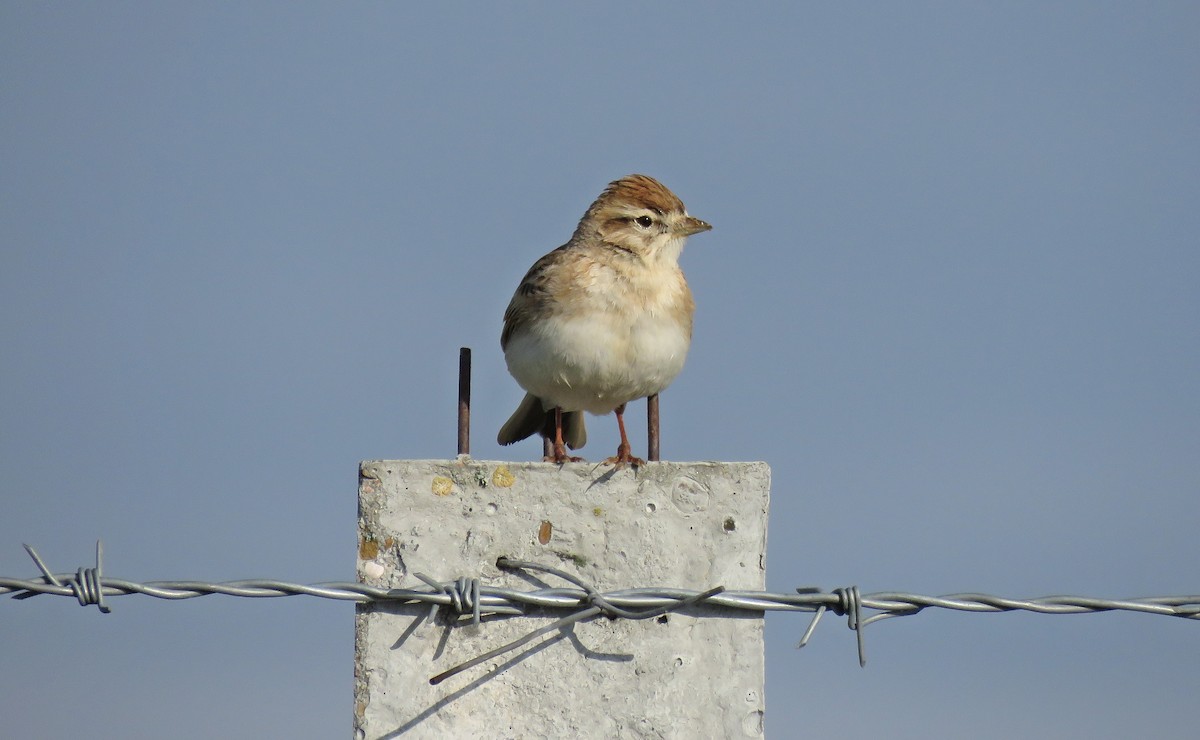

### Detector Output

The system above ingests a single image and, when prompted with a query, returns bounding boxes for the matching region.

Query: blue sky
[2,3,1197,737]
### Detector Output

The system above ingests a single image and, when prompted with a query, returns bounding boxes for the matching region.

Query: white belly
[504,309,691,415]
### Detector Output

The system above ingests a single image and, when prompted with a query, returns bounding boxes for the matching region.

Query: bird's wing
[501,245,571,350]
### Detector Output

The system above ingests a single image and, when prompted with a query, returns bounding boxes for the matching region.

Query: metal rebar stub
[457,347,471,456]
[355,459,771,739]
[647,393,660,462]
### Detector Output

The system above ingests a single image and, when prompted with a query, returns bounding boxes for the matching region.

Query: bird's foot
[546,442,584,464]
[603,443,644,469]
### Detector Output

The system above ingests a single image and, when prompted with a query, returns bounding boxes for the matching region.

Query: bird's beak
[677,216,712,236]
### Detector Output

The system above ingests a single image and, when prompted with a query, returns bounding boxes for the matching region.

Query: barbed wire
[4,543,1198,679]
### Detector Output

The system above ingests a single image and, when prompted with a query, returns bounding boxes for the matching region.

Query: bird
[497,174,710,466]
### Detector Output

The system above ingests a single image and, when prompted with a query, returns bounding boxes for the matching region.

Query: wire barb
[411,573,486,626]
[18,541,110,613]
[831,586,865,667]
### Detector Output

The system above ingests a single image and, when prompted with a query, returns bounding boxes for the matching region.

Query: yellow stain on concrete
[431,476,455,496]
[491,466,516,488]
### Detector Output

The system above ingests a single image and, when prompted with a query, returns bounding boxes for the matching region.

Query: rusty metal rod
[647,393,660,462]
[457,347,471,455]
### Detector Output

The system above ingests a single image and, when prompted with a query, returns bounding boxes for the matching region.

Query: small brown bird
[497,174,710,465]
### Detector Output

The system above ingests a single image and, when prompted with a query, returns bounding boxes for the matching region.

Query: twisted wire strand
[6,570,1196,620]
[4,543,1198,673]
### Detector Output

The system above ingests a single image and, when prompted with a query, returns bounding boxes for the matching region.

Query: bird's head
[576,174,711,264]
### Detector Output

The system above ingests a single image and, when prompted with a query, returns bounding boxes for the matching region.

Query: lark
[498,174,710,466]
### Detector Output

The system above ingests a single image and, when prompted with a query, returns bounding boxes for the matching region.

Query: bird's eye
[634,215,653,228]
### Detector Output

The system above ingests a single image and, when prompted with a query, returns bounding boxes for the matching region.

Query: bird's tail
[497,393,587,449]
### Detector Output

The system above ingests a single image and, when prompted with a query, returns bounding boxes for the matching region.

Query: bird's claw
[603,443,644,469]
[546,443,584,464]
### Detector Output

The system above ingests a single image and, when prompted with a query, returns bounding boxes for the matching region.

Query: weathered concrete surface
[355,459,770,740]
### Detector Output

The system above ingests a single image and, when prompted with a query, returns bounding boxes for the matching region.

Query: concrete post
[355,459,770,739]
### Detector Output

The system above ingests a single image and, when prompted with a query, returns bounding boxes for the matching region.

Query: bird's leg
[605,403,646,468]
[547,406,583,463]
